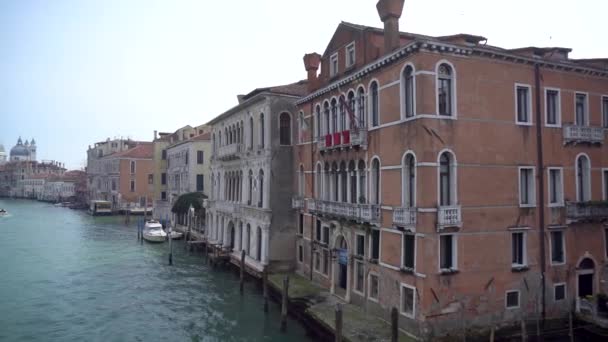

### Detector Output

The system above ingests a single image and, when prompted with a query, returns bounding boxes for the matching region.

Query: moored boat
[0,209,7,216]
[142,220,167,243]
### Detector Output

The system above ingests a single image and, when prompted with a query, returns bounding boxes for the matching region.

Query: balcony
[215,201,241,215]
[437,205,462,230]
[217,143,242,160]
[318,129,368,152]
[566,201,608,222]
[563,125,604,145]
[393,207,417,231]
[292,196,304,210]
[308,199,380,224]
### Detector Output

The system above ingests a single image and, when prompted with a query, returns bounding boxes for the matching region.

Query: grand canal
[0,199,312,341]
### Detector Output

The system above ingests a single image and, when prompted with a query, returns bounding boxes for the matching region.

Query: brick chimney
[303,53,321,92]
[376,0,405,53]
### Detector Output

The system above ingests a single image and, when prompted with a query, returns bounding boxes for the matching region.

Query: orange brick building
[292,0,608,338]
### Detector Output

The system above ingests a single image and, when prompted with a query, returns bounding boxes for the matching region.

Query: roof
[191,132,211,141]
[109,143,153,159]
[241,80,308,101]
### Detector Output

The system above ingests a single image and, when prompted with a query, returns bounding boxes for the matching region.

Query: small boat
[142,220,167,243]
[168,230,183,240]
[89,200,113,216]
[0,209,7,216]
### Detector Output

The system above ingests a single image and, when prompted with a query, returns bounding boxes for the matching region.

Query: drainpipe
[534,63,547,332]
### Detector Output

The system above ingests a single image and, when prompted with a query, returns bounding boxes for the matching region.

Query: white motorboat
[0,209,7,217]
[168,230,183,240]
[142,220,167,243]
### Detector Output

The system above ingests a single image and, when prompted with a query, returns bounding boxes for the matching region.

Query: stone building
[205,81,307,274]
[0,160,66,197]
[292,0,608,338]
[9,137,37,162]
[0,144,7,164]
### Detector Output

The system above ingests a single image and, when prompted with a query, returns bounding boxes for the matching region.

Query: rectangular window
[111,179,117,191]
[161,173,167,185]
[548,168,563,206]
[356,234,365,256]
[185,152,189,165]
[512,232,526,267]
[298,244,303,263]
[545,89,560,126]
[162,150,167,160]
[161,191,166,200]
[316,220,321,242]
[550,230,565,265]
[322,226,330,245]
[314,251,320,271]
[516,85,531,124]
[298,214,304,235]
[575,93,587,126]
[130,160,136,174]
[603,96,608,128]
[369,274,379,301]
[148,174,153,185]
[554,283,566,301]
[330,53,338,77]
[403,234,415,270]
[371,229,380,261]
[506,290,520,309]
[605,228,608,259]
[322,249,329,275]
[355,261,364,293]
[197,150,204,164]
[196,174,204,191]
[130,179,135,192]
[400,284,415,318]
[603,169,608,201]
[519,167,535,207]
[346,42,355,68]
[439,234,456,270]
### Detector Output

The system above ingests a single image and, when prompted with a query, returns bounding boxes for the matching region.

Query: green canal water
[0,199,313,342]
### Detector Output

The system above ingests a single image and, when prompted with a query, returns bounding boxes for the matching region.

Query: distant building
[40,170,86,203]
[0,160,66,197]
[9,137,37,162]
[0,144,7,164]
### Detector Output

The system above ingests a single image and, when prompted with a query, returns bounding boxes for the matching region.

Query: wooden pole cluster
[240,250,245,294]
[168,218,173,266]
[391,307,399,342]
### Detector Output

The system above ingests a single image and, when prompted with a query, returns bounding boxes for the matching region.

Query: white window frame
[547,167,564,207]
[400,63,417,120]
[345,42,355,68]
[574,92,589,126]
[355,232,366,257]
[369,227,381,261]
[330,53,339,77]
[575,153,591,203]
[602,168,608,201]
[368,272,380,303]
[554,282,567,302]
[130,160,136,174]
[514,83,533,125]
[400,283,416,318]
[544,87,561,127]
[297,243,304,264]
[353,259,365,296]
[505,290,520,309]
[511,231,527,267]
[549,229,566,266]
[435,60,458,119]
[401,233,416,271]
[130,178,136,192]
[438,233,458,272]
[518,166,536,207]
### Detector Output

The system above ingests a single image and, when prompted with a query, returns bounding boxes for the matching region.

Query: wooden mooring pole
[240,250,245,294]
[335,303,343,342]
[521,319,527,342]
[391,307,399,342]
[569,310,574,342]
[263,270,269,313]
[280,276,289,332]
[168,222,173,266]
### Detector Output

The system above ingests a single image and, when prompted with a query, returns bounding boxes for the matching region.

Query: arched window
[298,112,304,144]
[403,153,416,207]
[245,224,251,255]
[340,161,347,202]
[347,91,355,129]
[339,95,346,132]
[248,170,253,205]
[212,133,216,153]
[315,163,321,197]
[315,105,321,140]
[358,160,367,203]
[439,151,456,206]
[324,162,331,200]
[438,63,454,116]
[403,65,415,118]
[332,162,339,202]
[240,120,244,143]
[323,101,330,136]
[249,117,254,149]
[371,158,380,204]
[279,112,292,145]
[349,161,356,203]
[576,154,591,202]
[370,81,379,127]
[259,113,265,148]
[357,87,366,128]
[258,169,264,207]
[331,98,338,134]
[256,227,262,261]
[298,164,304,196]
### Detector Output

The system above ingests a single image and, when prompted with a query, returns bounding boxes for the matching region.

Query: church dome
[10,138,30,157]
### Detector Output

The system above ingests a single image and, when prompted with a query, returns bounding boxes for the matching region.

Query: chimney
[237,95,245,103]
[376,0,405,53]
[153,130,157,140]
[303,53,321,92]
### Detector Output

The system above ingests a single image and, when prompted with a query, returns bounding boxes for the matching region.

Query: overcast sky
[1,0,605,169]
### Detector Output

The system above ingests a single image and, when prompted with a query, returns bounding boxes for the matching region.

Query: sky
[0,0,605,169]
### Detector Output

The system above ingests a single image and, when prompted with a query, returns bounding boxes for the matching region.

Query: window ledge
[400,267,415,274]
[353,254,365,261]
[511,265,529,273]
[368,258,379,265]
[439,268,459,275]
[519,204,536,208]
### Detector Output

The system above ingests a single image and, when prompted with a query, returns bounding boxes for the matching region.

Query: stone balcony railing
[318,128,368,152]
[216,143,242,160]
[566,201,608,222]
[563,124,604,145]
[393,207,417,230]
[292,196,304,210]
[437,205,462,230]
[215,200,241,215]
[307,199,380,223]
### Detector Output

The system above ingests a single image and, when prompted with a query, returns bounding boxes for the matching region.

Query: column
[355,167,361,204]
[261,226,270,265]
[338,167,343,202]
[347,168,352,204]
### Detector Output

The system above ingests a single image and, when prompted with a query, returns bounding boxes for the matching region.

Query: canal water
[0,199,312,342]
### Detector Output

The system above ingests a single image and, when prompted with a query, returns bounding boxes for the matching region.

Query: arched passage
[578,257,595,297]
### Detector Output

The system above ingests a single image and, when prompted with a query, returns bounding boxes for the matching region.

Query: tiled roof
[191,132,211,141]
[242,80,308,101]
[111,143,153,159]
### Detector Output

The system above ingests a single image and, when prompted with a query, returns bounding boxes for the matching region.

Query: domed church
[9,137,37,162]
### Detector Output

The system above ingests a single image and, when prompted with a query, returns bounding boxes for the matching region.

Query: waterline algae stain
[0,199,312,341]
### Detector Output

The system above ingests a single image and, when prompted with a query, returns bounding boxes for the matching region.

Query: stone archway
[332,232,350,301]
[577,257,595,297]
